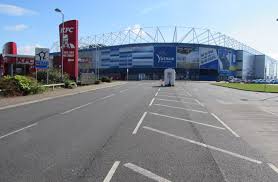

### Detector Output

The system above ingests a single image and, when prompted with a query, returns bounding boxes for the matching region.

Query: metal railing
[43,83,65,90]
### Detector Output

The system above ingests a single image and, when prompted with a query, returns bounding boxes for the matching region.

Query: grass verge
[212,83,278,93]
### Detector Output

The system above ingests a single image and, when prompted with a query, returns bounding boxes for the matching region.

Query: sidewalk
[0,81,126,110]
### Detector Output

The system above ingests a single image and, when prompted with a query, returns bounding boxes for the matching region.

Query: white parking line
[156,95,195,100]
[158,88,161,91]
[194,99,205,107]
[157,92,188,97]
[143,126,262,164]
[0,123,38,140]
[262,109,278,117]
[149,98,155,107]
[185,91,192,97]
[155,92,158,96]
[124,163,172,182]
[153,104,208,114]
[268,163,278,174]
[132,112,148,134]
[156,98,204,106]
[61,94,115,114]
[149,112,225,130]
[120,89,128,93]
[211,113,240,138]
[103,161,121,182]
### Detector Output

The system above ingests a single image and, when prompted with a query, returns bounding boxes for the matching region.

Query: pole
[61,13,64,80]
[46,70,49,84]
[35,68,37,81]
[126,57,128,81]
[97,46,99,80]
[95,46,97,80]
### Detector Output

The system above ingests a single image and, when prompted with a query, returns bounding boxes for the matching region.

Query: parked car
[229,78,241,83]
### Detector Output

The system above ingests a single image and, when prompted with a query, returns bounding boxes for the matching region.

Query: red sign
[59,20,78,80]
[16,58,34,65]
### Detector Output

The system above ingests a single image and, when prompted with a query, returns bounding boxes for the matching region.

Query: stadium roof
[51,26,277,61]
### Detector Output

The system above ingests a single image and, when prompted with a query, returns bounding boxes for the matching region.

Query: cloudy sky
[1,0,278,59]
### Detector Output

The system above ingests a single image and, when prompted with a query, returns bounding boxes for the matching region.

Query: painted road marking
[262,109,278,117]
[157,92,188,97]
[216,99,233,105]
[211,113,240,138]
[153,104,208,114]
[120,89,128,93]
[61,94,115,114]
[149,98,155,107]
[143,126,262,164]
[132,112,148,134]
[158,88,161,91]
[194,99,205,107]
[268,163,278,174]
[100,94,115,100]
[103,161,121,182]
[185,91,192,97]
[175,89,192,97]
[149,112,225,130]
[124,163,172,182]
[61,102,93,114]
[156,95,195,100]
[0,123,38,140]
[0,83,126,111]
[155,92,158,96]
[156,98,203,106]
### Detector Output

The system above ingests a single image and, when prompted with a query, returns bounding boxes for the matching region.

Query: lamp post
[55,8,64,80]
[126,56,129,81]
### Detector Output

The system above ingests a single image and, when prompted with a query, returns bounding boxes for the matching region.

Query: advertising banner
[199,47,219,70]
[153,46,176,68]
[177,46,199,69]
[35,48,49,69]
[59,20,78,80]
[218,48,236,71]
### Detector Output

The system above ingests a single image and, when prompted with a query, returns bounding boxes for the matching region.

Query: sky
[1,0,278,59]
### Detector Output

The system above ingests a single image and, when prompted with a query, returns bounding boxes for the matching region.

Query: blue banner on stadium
[153,46,176,68]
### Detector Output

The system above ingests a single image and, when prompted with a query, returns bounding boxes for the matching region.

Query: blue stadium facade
[51,26,278,81]
[77,43,278,80]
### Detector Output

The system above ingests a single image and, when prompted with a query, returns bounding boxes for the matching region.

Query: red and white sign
[59,20,78,80]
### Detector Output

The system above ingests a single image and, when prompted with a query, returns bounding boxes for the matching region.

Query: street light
[54,8,64,80]
[126,56,129,81]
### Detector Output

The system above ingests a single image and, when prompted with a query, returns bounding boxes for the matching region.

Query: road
[0,81,277,182]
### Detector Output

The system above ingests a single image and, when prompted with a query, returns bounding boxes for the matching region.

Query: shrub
[0,75,45,96]
[101,76,112,83]
[36,69,70,84]
[94,80,101,84]
[64,79,77,89]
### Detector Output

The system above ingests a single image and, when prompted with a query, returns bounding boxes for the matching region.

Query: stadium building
[50,26,278,81]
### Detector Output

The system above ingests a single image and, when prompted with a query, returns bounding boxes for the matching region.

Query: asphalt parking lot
[79,82,278,182]
[0,81,277,181]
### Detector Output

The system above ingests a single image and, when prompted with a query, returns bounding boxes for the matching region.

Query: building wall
[241,51,255,80]
[254,55,265,79]
[50,43,278,81]
[265,56,278,79]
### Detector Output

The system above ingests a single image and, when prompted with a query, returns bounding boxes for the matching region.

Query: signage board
[59,20,79,80]
[153,46,176,68]
[35,48,49,69]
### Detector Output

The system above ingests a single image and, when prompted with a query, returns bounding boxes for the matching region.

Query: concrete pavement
[0,81,277,181]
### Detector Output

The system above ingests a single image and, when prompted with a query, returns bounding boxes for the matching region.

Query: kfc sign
[59,20,78,80]
[60,27,74,33]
